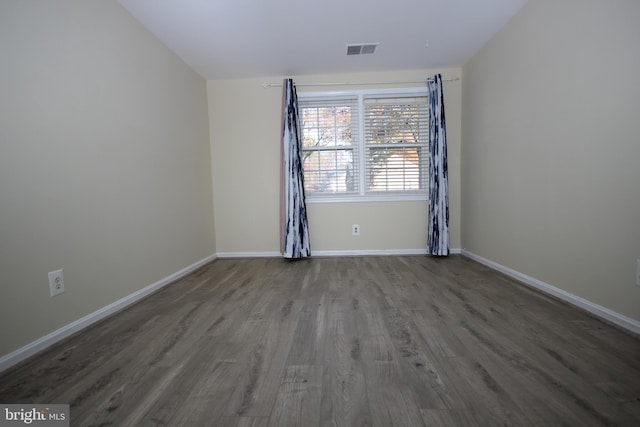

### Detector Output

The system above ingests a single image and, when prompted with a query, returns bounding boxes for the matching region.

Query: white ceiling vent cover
[347,43,379,55]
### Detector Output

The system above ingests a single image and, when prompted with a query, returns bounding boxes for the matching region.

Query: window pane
[336,126,352,146]
[303,149,355,193]
[303,127,319,147]
[301,105,354,148]
[299,97,358,195]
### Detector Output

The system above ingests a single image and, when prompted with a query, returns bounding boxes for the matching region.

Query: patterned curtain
[281,79,311,258]
[427,74,449,256]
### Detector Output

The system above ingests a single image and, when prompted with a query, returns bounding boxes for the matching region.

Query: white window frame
[298,87,429,203]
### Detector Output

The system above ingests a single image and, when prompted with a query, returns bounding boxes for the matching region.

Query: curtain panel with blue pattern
[281,79,311,259]
[427,74,450,256]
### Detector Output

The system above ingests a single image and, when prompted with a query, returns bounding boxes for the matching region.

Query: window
[301,98,359,194]
[299,88,429,202]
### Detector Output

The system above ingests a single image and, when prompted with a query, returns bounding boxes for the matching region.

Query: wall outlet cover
[49,269,64,297]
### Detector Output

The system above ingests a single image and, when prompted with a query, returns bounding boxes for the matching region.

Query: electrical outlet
[352,224,360,236]
[48,269,64,297]
[636,258,640,286]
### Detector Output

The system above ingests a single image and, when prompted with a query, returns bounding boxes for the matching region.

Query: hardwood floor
[1,256,639,426]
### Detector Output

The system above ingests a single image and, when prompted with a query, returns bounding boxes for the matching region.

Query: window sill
[306,193,428,204]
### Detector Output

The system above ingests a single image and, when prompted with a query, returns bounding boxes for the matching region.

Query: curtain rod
[260,77,460,88]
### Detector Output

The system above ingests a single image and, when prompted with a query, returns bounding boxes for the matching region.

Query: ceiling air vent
[346,43,379,55]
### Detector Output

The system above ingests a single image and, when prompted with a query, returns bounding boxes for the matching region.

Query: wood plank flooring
[1,256,640,426]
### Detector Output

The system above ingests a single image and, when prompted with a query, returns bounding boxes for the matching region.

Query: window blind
[363,96,429,193]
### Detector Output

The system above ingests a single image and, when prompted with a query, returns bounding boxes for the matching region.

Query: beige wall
[0,1,215,356]
[461,0,640,321]
[208,69,461,254]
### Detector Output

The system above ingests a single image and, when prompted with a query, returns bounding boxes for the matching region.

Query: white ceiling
[118,0,528,80]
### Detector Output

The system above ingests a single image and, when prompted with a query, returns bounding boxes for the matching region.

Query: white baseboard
[216,251,282,258]
[216,248,462,258]
[216,249,462,258]
[462,250,640,336]
[312,248,462,257]
[0,253,218,374]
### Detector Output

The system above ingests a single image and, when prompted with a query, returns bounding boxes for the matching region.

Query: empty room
[1,0,639,425]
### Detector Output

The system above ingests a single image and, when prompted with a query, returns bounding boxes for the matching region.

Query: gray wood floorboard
[1,255,639,426]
